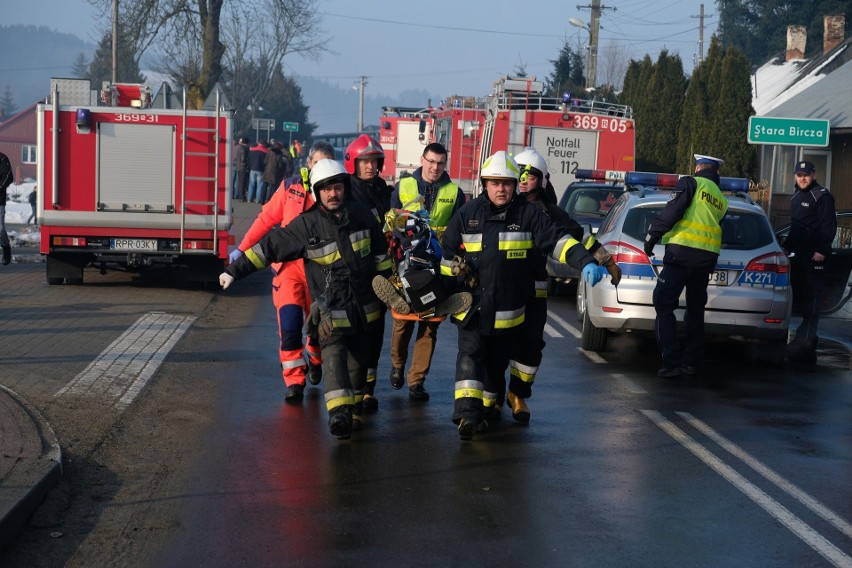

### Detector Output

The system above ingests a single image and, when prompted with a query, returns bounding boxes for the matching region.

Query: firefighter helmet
[310,159,350,191]
[514,147,548,181]
[344,134,385,174]
[480,151,520,182]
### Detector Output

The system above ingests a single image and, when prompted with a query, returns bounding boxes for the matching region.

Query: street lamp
[569,17,595,90]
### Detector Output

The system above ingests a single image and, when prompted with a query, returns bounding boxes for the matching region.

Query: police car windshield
[561,185,624,217]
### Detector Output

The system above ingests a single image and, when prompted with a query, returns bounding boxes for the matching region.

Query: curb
[0,385,62,551]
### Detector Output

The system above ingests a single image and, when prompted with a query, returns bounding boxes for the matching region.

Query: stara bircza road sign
[747,116,830,147]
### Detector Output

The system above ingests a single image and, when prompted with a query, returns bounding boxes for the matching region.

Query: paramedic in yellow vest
[387,143,466,401]
[644,154,729,379]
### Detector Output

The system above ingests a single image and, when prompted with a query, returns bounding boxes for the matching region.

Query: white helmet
[310,159,349,190]
[514,147,548,179]
[480,150,520,181]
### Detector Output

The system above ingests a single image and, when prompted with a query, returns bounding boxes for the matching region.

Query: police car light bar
[576,169,750,193]
[574,169,627,182]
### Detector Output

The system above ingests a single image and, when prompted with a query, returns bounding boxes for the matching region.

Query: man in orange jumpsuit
[230,141,335,402]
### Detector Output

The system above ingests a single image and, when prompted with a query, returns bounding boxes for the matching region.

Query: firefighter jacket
[525,188,588,297]
[439,193,595,335]
[350,175,392,223]
[238,174,314,275]
[646,170,727,272]
[782,180,836,259]
[391,168,466,234]
[228,199,393,335]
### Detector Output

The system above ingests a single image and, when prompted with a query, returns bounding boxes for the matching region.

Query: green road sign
[747,116,830,147]
[283,122,299,132]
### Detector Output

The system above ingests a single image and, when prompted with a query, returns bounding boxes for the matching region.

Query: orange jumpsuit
[238,175,321,387]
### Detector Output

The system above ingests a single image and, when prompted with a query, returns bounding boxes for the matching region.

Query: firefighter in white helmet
[439,150,609,441]
[221,159,393,440]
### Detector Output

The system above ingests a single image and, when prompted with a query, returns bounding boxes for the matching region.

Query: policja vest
[398,177,459,231]
[662,177,728,254]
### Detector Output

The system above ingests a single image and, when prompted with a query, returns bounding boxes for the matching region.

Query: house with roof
[751,14,850,226]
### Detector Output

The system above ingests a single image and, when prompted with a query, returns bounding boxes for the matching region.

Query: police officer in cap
[782,160,836,365]
[644,154,728,378]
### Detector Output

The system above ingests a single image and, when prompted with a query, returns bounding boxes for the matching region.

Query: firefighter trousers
[364,310,387,396]
[653,264,710,369]
[273,261,321,387]
[390,318,441,386]
[453,313,532,424]
[320,330,374,417]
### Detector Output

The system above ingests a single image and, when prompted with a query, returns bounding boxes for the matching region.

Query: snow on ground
[4,180,41,246]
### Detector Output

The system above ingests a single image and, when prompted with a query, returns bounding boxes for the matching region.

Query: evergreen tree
[712,47,756,177]
[619,55,655,170]
[643,51,686,173]
[544,41,585,98]
[0,85,17,117]
[88,29,144,88]
[72,53,90,79]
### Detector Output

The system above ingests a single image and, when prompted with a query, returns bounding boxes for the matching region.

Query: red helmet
[344,134,385,175]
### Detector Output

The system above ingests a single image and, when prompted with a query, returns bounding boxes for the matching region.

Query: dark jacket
[227,199,392,334]
[263,147,293,186]
[782,180,836,259]
[248,144,267,172]
[646,169,723,272]
[440,193,595,335]
[525,187,585,281]
[350,175,392,222]
[0,151,12,207]
[233,143,249,173]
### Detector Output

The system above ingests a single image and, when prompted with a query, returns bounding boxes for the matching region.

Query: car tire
[576,280,586,322]
[581,288,607,351]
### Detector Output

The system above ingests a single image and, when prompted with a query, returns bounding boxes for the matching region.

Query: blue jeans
[246,170,264,202]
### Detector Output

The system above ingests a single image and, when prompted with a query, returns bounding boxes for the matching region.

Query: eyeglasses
[422,157,447,168]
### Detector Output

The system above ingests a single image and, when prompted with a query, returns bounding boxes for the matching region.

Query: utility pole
[576,0,615,90]
[691,3,713,64]
[356,76,368,132]
[111,0,118,83]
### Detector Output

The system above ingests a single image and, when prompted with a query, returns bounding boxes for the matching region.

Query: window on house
[21,145,37,164]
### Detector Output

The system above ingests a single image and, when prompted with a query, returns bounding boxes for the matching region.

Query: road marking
[642,410,852,568]
[544,323,563,338]
[579,348,607,364]
[547,310,581,339]
[677,411,852,541]
[55,312,196,411]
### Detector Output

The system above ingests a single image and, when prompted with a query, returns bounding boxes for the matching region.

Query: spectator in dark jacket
[261,143,293,204]
[247,140,268,203]
[232,137,250,201]
[0,151,13,265]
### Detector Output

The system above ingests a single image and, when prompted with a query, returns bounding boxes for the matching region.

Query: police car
[576,170,792,352]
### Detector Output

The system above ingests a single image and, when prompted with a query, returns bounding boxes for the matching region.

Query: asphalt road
[0,207,850,567]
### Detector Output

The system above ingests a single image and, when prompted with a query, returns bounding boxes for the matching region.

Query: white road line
[547,310,581,339]
[55,312,196,411]
[610,372,647,394]
[544,323,564,338]
[677,411,852,541]
[579,348,607,364]
[641,410,852,568]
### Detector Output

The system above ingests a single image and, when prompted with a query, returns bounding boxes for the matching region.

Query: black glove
[643,235,657,257]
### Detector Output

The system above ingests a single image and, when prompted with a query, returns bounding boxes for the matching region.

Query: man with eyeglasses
[782,160,836,366]
[387,143,466,401]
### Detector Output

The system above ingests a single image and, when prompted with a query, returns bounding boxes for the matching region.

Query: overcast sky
[5,0,719,97]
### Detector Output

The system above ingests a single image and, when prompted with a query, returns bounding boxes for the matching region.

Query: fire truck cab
[37,78,232,286]
[378,106,434,187]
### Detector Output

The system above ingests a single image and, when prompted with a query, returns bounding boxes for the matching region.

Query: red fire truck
[378,106,434,186]
[431,76,635,199]
[37,78,232,286]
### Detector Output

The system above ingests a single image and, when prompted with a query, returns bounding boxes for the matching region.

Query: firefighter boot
[284,383,304,404]
[328,407,353,440]
[507,392,530,424]
[362,368,378,413]
[458,417,477,441]
[307,360,322,385]
[432,292,473,318]
[372,275,411,315]
[593,246,621,286]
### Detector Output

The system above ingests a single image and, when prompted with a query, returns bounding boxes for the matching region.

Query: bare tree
[88,0,325,108]
[599,42,630,91]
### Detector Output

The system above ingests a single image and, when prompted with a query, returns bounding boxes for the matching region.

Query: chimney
[824,15,845,54]
[786,25,807,60]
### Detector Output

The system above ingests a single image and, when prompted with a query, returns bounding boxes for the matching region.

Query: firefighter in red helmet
[343,134,393,412]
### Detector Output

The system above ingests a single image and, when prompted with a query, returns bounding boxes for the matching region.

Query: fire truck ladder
[179,88,221,255]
